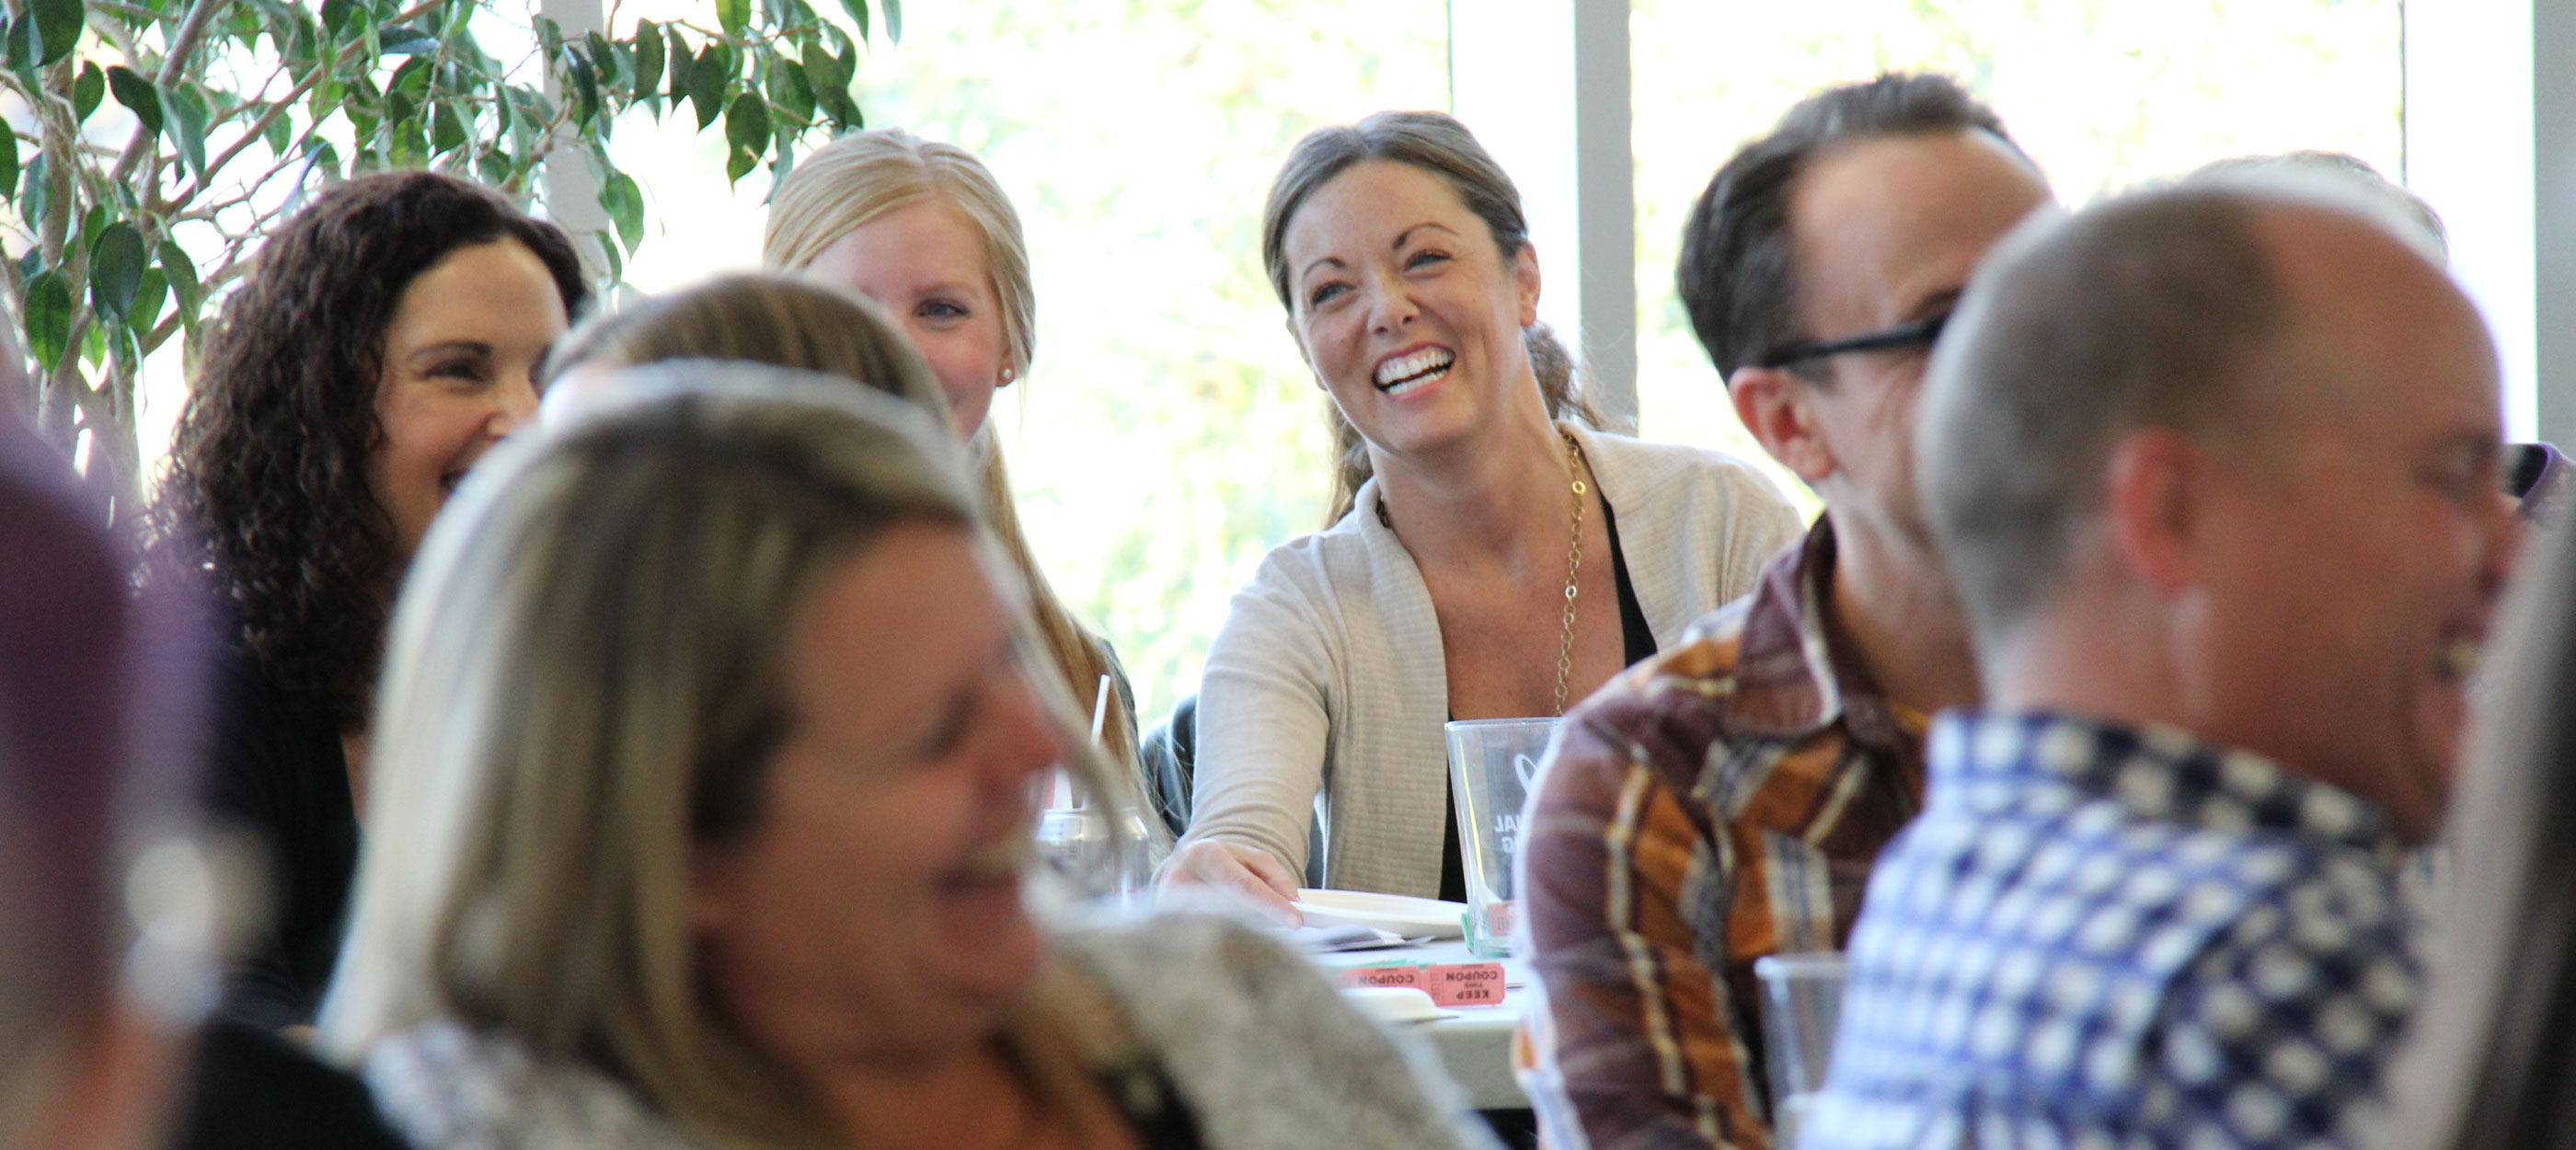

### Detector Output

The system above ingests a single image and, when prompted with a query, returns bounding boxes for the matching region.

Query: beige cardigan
[1181,425,1806,897]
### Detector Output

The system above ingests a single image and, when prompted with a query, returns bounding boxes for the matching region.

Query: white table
[1305,939,1532,1110]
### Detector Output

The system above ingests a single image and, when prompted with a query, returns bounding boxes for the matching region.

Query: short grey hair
[2190,150,2446,263]
[1917,183,2293,646]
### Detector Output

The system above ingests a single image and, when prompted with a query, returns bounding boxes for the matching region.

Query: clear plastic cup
[1443,717,1558,957]
[1753,951,1847,1150]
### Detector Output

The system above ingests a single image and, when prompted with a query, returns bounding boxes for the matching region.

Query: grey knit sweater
[361,914,1495,1150]
[1181,424,1804,896]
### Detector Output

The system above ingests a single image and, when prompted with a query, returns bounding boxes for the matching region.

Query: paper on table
[1287,923,1417,952]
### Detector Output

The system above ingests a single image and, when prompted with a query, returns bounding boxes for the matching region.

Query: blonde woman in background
[543,272,951,420]
[764,129,1143,793]
[322,365,1493,1150]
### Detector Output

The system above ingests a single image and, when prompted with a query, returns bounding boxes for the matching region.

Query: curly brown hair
[151,170,588,733]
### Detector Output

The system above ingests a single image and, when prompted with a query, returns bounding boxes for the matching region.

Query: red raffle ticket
[1334,961,1508,1007]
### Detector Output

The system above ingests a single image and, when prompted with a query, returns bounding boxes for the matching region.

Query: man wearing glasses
[1803,169,2517,1150]
[1516,72,2052,1150]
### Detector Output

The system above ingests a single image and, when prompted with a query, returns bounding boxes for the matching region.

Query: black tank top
[1439,497,1656,903]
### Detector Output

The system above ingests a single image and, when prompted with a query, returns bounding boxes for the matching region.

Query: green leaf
[390,115,427,166]
[130,265,167,335]
[715,0,747,37]
[601,170,643,253]
[688,44,726,130]
[723,93,767,184]
[71,62,102,122]
[801,40,846,88]
[766,130,795,198]
[287,15,318,70]
[20,154,49,232]
[88,222,144,323]
[264,107,290,153]
[882,0,899,42]
[29,0,80,66]
[630,21,663,98]
[385,90,416,132]
[569,49,600,124]
[836,0,868,42]
[320,0,355,35]
[23,270,71,371]
[431,100,464,153]
[378,25,436,54]
[106,66,160,135]
[389,54,431,96]
[163,83,207,181]
[0,123,18,200]
[723,91,768,156]
[663,28,692,104]
[825,42,862,127]
[771,59,814,124]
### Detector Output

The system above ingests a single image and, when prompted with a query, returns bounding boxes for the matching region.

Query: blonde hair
[545,273,950,420]
[764,129,1142,787]
[320,365,1146,1148]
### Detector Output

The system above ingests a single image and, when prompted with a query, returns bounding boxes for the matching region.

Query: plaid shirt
[1805,711,2427,1150]
[1519,521,1928,1150]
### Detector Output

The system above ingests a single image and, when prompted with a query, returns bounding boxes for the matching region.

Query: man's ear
[1729,366,1835,484]
[2103,427,2202,594]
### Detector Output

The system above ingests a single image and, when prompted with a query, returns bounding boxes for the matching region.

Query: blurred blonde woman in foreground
[765,129,1143,795]
[543,272,1168,861]
[320,365,1489,1150]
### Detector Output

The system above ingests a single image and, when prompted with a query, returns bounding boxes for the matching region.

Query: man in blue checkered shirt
[1802,172,2524,1149]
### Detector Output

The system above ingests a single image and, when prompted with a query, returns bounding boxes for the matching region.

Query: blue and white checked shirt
[1803,711,2427,1150]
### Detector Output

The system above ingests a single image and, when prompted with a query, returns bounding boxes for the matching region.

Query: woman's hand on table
[1159,840,1305,926]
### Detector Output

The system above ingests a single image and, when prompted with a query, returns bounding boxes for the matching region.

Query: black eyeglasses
[1756,311,1951,370]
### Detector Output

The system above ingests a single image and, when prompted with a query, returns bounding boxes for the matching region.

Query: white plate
[1292,889,1467,939]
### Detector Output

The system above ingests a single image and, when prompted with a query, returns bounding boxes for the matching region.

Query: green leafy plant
[2,0,898,514]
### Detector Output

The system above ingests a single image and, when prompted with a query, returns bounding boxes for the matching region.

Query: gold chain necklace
[1371,430,1592,717]
[1554,429,1588,716]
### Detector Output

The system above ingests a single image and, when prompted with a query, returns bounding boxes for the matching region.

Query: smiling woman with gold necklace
[1158,112,1805,918]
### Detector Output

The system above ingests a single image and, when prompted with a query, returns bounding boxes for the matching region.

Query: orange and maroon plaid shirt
[1519,521,1927,1150]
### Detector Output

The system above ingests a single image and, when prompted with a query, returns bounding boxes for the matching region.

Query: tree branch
[108,0,228,184]
[176,68,323,202]
[92,14,143,69]
[31,61,80,267]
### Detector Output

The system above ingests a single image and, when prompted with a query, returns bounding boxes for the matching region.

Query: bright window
[1628,0,2404,498]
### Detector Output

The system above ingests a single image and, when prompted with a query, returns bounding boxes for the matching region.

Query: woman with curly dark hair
[151,169,588,1031]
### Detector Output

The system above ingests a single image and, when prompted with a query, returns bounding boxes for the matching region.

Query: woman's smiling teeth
[1374,347,1455,397]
